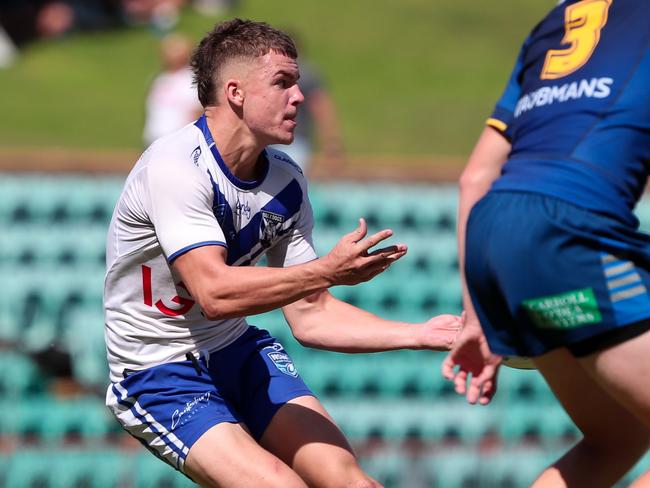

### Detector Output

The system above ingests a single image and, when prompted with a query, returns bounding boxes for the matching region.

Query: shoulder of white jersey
[144,122,206,170]
[265,147,304,177]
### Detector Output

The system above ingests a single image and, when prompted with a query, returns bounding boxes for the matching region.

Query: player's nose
[290,84,305,105]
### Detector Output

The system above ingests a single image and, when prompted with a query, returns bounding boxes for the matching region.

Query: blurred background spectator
[142,33,203,146]
[0,1,123,48]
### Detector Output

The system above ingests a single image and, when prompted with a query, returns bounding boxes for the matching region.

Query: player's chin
[274,131,295,145]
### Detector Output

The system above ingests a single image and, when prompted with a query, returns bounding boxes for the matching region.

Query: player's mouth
[283,116,297,129]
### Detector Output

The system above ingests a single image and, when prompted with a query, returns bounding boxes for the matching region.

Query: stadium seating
[2,175,650,487]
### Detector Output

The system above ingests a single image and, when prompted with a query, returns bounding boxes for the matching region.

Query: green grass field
[0,0,550,161]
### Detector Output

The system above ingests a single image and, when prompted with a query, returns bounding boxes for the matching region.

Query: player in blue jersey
[105,19,461,488]
[442,1,650,486]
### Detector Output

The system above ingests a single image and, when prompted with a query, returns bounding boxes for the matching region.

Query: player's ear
[225,79,244,107]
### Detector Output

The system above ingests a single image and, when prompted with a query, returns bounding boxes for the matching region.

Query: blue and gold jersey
[489,0,650,226]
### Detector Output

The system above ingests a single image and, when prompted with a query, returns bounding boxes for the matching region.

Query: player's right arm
[172,218,406,320]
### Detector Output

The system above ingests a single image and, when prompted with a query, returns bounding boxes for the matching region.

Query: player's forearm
[286,293,424,352]
[196,258,334,320]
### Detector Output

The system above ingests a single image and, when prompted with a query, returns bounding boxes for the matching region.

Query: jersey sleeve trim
[486,117,508,132]
[167,241,227,263]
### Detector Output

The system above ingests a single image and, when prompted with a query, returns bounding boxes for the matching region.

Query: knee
[348,478,382,488]
[323,468,381,488]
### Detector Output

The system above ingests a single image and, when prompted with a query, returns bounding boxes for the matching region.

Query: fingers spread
[454,370,468,395]
[367,244,408,257]
[349,218,368,243]
[441,355,456,380]
[358,229,394,252]
[466,377,483,404]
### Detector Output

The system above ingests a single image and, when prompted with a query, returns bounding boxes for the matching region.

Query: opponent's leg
[579,326,650,427]
[260,395,381,488]
[184,421,307,488]
[530,348,650,488]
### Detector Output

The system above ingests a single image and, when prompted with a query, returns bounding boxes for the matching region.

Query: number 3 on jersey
[541,0,611,80]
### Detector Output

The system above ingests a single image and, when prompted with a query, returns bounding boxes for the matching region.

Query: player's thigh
[579,326,650,427]
[185,421,307,488]
[260,395,377,488]
[534,347,650,452]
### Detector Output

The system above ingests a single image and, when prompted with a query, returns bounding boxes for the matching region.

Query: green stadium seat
[499,368,557,404]
[5,450,52,488]
[360,451,411,488]
[4,397,100,441]
[497,404,578,443]
[0,352,45,398]
[134,450,195,488]
[422,449,483,488]
[64,308,111,388]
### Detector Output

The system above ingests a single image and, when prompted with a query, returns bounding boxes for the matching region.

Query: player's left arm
[282,290,461,353]
[442,126,511,405]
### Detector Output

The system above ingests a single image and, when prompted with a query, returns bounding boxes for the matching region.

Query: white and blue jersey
[104,115,317,383]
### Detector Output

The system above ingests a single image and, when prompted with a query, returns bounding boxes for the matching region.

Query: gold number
[541,0,611,80]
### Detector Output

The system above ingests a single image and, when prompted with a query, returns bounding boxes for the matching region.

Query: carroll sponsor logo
[522,287,602,329]
[171,392,211,429]
[514,77,613,117]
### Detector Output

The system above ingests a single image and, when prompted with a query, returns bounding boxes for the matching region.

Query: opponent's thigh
[532,347,650,488]
[184,421,306,488]
[579,327,650,427]
[260,395,379,488]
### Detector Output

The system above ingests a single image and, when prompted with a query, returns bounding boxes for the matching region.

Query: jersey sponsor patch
[264,343,298,377]
[514,77,613,117]
[522,287,602,329]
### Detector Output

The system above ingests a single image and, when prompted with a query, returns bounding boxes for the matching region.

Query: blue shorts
[106,326,313,474]
[465,191,650,358]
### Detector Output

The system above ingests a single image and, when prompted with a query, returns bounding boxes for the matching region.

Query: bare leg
[184,421,307,488]
[531,348,650,488]
[261,395,381,488]
[579,328,650,428]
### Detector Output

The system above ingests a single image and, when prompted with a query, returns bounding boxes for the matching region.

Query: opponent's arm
[283,289,461,353]
[173,218,406,320]
[442,126,511,404]
[457,126,511,319]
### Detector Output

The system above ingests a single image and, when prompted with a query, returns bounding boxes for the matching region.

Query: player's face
[243,52,304,146]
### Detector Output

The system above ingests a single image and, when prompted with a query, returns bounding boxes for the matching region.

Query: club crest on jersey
[260,210,285,246]
[264,344,298,377]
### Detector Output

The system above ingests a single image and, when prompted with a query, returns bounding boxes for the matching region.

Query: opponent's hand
[417,314,463,351]
[322,218,407,286]
[441,315,502,405]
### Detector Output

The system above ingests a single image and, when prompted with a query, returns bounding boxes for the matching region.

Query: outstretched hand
[418,314,463,351]
[441,315,502,405]
[323,218,407,286]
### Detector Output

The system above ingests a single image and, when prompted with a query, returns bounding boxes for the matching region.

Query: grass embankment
[0,0,550,173]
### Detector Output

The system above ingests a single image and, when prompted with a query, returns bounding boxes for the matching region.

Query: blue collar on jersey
[195,114,270,191]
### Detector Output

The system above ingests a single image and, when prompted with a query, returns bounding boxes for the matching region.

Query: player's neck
[205,110,265,182]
